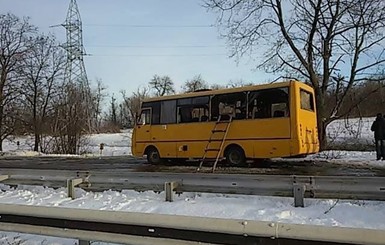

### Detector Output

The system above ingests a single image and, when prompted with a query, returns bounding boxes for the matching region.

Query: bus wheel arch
[144,146,162,164]
[224,144,246,166]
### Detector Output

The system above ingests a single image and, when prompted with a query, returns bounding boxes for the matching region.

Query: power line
[87,53,229,57]
[86,45,225,48]
[84,24,215,28]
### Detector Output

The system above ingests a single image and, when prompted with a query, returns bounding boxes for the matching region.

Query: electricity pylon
[62,0,89,88]
[61,0,92,154]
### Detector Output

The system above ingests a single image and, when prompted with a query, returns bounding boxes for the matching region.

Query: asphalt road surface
[0,156,384,176]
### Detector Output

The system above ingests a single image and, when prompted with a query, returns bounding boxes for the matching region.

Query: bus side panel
[292,83,319,155]
[151,118,292,159]
[251,140,291,158]
[172,122,215,158]
[148,125,177,158]
[176,141,211,158]
[226,118,291,139]
[220,139,291,159]
[133,142,146,157]
[149,123,217,159]
[226,119,291,158]
[132,124,151,157]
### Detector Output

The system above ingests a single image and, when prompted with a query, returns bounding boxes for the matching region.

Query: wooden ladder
[197,114,232,172]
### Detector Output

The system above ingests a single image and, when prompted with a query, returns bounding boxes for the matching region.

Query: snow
[0,117,384,244]
[0,186,384,245]
[327,117,373,146]
[1,129,132,157]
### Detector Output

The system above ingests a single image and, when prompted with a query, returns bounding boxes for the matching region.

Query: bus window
[138,108,151,125]
[177,96,209,123]
[160,100,177,124]
[272,103,288,117]
[192,107,209,121]
[152,102,161,124]
[142,102,160,125]
[248,87,289,119]
[211,92,246,120]
[300,89,314,111]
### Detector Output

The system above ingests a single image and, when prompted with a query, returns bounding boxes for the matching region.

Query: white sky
[0,0,272,97]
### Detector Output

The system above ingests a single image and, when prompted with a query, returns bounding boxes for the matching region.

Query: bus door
[136,108,152,143]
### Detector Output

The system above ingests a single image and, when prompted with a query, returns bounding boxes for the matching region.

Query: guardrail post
[67,178,83,199]
[79,240,90,245]
[165,181,179,202]
[293,184,305,207]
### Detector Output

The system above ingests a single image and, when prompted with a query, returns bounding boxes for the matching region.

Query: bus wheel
[146,147,162,164]
[225,146,246,166]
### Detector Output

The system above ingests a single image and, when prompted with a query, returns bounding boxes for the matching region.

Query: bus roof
[143,80,311,103]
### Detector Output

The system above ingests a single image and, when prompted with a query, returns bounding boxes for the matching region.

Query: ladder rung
[205,148,220,151]
[216,121,230,124]
[212,129,226,133]
[198,114,232,172]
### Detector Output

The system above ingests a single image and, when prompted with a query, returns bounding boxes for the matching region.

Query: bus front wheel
[146,147,162,164]
[225,146,246,166]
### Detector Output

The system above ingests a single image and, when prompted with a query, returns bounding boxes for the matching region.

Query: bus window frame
[160,99,177,124]
[299,89,315,112]
[177,96,210,123]
[137,107,152,125]
[248,87,290,119]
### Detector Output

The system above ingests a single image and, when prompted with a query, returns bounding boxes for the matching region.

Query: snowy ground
[0,117,384,245]
[1,129,132,157]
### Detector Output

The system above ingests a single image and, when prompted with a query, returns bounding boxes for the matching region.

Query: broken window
[138,108,151,125]
[248,87,289,119]
[211,92,247,120]
[300,89,314,111]
[142,101,160,124]
[177,96,209,123]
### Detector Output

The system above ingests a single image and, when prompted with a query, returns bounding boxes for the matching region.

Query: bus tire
[225,145,246,166]
[146,147,162,164]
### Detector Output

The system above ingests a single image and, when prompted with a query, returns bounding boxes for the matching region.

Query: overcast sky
[0,0,272,96]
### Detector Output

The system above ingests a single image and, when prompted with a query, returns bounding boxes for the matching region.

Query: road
[0,156,384,176]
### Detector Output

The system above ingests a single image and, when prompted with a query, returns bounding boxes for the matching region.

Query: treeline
[0,13,109,154]
[331,81,385,118]
[110,75,253,130]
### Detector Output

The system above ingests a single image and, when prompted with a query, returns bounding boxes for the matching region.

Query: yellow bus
[132,80,319,165]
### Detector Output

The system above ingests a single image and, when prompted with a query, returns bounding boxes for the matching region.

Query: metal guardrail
[0,169,384,207]
[0,203,384,245]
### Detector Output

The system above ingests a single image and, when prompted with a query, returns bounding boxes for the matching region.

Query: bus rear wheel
[146,147,162,164]
[225,146,246,166]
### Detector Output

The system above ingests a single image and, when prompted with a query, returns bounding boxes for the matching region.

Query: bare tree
[149,75,175,96]
[51,83,90,154]
[183,74,209,92]
[91,78,107,131]
[109,94,118,125]
[121,86,149,126]
[18,34,65,152]
[205,0,385,148]
[0,13,36,151]
[210,83,226,90]
[227,79,253,88]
